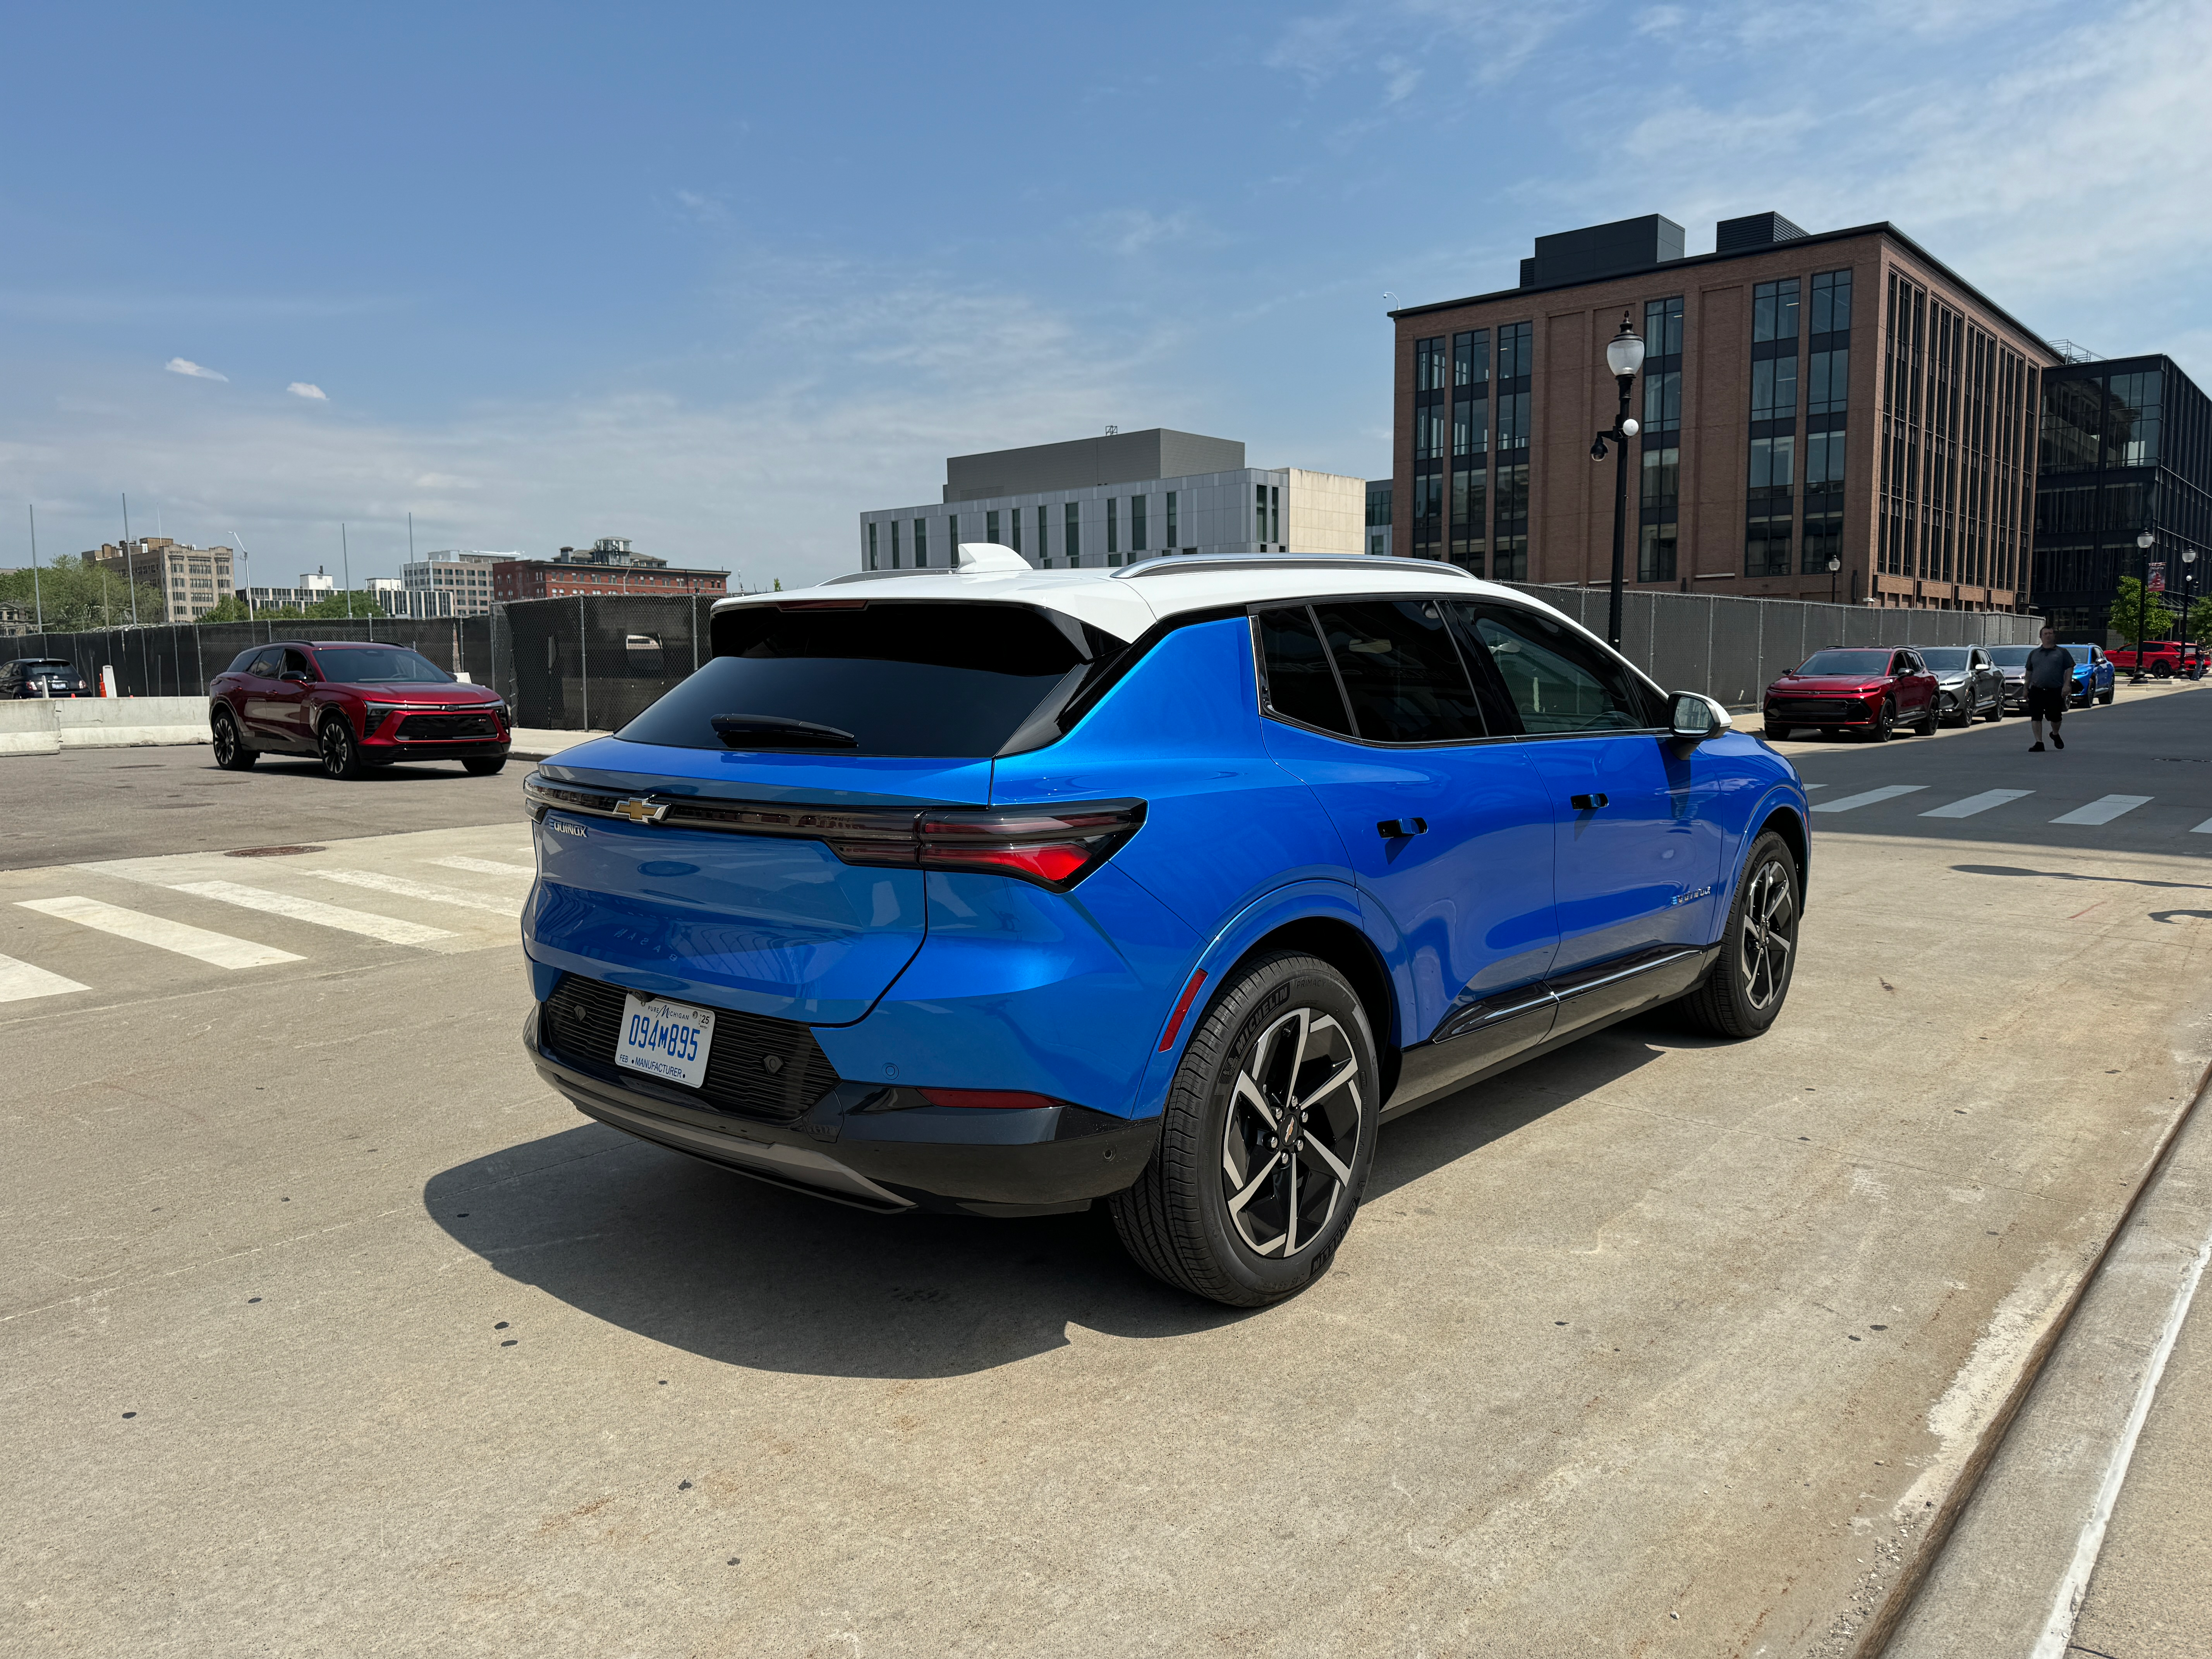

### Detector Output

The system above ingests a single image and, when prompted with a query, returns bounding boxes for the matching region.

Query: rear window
[1985,646,2031,667]
[619,601,1124,757]
[311,646,452,684]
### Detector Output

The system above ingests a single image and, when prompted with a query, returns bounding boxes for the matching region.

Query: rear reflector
[1158,969,1208,1052]
[917,1088,1059,1111]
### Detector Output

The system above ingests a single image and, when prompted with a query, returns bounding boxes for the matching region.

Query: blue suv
[519,551,1810,1306]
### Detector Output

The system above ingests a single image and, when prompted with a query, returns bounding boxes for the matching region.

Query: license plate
[615,993,715,1089]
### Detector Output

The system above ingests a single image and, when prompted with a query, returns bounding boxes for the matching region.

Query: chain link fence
[12,589,2042,730]
[1505,584,2045,709]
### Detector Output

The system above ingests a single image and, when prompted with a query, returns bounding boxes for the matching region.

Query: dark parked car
[207,640,511,778]
[1988,642,2117,712]
[2,658,91,698]
[1915,647,2006,726]
[1761,647,1939,741]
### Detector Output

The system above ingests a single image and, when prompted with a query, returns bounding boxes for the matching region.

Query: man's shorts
[2026,686,2067,721]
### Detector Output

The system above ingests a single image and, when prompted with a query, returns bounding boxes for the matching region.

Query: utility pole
[28,504,41,630]
[342,522,354,620]
[122,492,138,626]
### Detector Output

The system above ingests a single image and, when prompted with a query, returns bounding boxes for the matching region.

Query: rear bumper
[524,1006,1158,1216]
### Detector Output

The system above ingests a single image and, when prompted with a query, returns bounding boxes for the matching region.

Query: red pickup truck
[2106,641,2207,677]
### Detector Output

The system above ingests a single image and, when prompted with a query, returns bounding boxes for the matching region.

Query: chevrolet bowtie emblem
[613,798,668,824]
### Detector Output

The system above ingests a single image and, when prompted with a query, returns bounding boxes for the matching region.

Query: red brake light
[917,1088,1059,1111]
[898,800,1144,891]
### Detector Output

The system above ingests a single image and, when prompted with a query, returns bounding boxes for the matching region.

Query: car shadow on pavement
[1951,862,2212,891]
[422,1024,1683,1381]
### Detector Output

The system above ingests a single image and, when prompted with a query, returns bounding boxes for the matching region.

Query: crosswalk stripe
[431,855,536,878]
[1811,785,1927,814]
[167,880,458,946]
[1920,788,2034,819]
[2050,794,2154,826]
[0,952,89,1003]
[16,896,303,969]
[313,868,521,916]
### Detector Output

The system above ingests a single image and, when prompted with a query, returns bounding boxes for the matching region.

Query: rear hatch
[525,596,1130,1024]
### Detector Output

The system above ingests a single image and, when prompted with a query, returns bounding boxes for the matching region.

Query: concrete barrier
[0,697,211,756]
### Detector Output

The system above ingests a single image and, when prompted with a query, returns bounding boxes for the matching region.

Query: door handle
[1376,817,1429,839]
[1570,793,1609,811]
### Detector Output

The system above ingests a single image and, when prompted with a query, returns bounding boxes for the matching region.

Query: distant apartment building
[858,429,1366,571]
[0,601,32,637]
[84,537,235,622]
[244,567,338,613]
[366,577,405,612]
[1390,212,2057,611]
[2033,352,2212,640]
[402,550,510,617]
[491,538,728,601]
[1366,479,1393,556]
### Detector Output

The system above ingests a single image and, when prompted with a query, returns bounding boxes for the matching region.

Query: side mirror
[1669,691,1731,743]
[280,670,312,684]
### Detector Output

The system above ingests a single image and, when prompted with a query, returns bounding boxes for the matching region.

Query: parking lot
[4,685,2209,1656]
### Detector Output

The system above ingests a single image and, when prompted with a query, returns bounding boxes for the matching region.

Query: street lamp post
[1827,554,1841,607]
[2131,524,2156,684]
[1589,311,1647,648]
[2183,545,2201,677]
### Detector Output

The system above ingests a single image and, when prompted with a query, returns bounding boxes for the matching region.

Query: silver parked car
[1917,647,2006,726]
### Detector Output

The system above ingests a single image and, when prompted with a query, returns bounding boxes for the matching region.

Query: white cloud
[3,276,1165,591]
[164,358,227,381]
[288,382,327,400]
[671,188,729,225]
[1080,208,1206,258]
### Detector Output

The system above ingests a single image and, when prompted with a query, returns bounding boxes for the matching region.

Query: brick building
[491,537,728,601]
[1390,213,2057,611]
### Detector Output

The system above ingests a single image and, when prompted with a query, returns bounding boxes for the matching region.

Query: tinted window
[1986,646,2031,668]
[1919,649,1970,670]
[1795,649,1891,675]
[281,649,314,678]
[313,646,452,684]
[1257,607,1352,736]
[620,601,1116,757]
[228,649,261,673]
[1312,601,1489,742]
[1459,603,1658,733]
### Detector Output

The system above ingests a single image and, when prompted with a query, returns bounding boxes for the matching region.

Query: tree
[2187,592,2212,647]
[195,590,395,624]
[0,554,170,633]
[2110,575,2174,646]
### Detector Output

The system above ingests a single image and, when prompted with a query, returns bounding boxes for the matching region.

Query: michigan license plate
[615,993,715,1089]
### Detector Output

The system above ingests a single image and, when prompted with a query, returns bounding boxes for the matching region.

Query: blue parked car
[2058,642,2116,707]
[519,550,1812,1306]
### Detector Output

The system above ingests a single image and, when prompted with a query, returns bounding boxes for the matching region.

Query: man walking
[2023,625,2075,752]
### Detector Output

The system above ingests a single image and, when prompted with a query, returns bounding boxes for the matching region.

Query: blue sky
[2,0,2203,590]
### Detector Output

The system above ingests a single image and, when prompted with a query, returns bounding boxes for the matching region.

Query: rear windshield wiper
[710,713,859,749]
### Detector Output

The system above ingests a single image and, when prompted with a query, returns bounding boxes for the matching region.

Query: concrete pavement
[2,693,2209,1656]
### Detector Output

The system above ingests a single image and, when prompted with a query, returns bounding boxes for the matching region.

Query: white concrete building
[84,538,235,623]
[859,430,1365,572]
[401,550,511,617]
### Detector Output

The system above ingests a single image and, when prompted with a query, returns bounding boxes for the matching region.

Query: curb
[1856,1053,2212,1656]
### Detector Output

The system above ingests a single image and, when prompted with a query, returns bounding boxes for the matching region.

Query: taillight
[835,799,1145,892]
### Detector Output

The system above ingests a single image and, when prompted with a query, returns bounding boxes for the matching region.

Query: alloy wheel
[213,716,237,765]
[1220,1006,1362,1259]
[320,720,352,777]
[1738,857,1797,1012]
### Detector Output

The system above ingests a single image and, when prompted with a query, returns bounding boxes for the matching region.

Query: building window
[1131,495,1147,553]
[1752,353,1799,422]
[1037,505,1050,565]
[946,513,958,559]
[890,519,902,568]
[1754,278,1800,345]
[1415,336,1446,393]
[1106,497,1118,555]
[1638,524,1677,584]
[1165,491,1177,547]
[986,510,1000,544]
[1492,534,1527,583]
[1271,485,1281,545]
[1065,501,1080,564]
[1639,296,1684,584]
[1810,269,1852,336]
[1449,467,1487,575]
[1412,475,1444,557]
[1746,514,1793,577]
[1750,434,1796,490]
[909,518,925,568]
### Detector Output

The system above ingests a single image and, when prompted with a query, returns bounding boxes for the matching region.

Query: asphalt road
[2,690,2208,1656]
[0,745,528,871]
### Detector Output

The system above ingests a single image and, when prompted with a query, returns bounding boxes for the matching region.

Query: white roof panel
[713,554,1566,642]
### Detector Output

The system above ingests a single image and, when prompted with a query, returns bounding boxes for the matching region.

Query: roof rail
[1113,553,1475,581]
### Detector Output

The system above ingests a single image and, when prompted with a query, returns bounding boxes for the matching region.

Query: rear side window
[620,601,1122,757]
[228,649,261,673]
[1256,608,1352,735]
[1312,601,1490,742]
[1458,603,1661,733]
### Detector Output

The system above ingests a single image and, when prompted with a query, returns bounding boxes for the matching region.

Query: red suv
[209,640,512,779]
[1761,647,1939,742]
